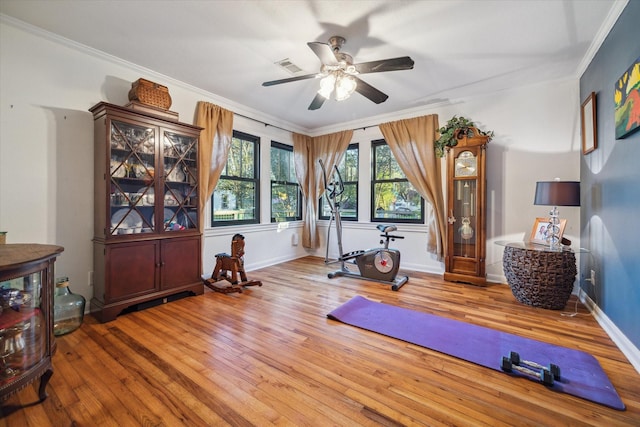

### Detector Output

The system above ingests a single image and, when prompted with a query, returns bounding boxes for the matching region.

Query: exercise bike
[320,160,409,291]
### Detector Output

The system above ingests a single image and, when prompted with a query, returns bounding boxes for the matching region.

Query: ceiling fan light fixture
[335,74,357,101]
[318,74,336,99]
[264,35,413,109]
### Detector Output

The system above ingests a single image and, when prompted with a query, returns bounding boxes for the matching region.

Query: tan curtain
[379,114,446,259]
[293,130,353,248]
[195,101,234,229]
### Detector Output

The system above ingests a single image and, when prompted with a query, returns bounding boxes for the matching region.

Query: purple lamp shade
[534,181,580,206]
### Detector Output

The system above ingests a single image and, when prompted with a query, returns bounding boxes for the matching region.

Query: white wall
[1,18,581,307]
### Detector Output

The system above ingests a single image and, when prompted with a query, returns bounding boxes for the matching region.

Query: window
[211,130,259,226]
[270,142,301,222]
[371,139,424,223]
[319,144,359,221]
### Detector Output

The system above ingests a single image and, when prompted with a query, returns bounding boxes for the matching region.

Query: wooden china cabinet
[0,244,63,401]
[90,102,203,322]
[443,127,489,286]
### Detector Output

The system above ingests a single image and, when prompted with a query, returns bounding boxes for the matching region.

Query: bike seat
[376,224,397,233]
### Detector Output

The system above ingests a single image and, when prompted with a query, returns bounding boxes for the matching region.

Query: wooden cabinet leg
[38,368,53,401]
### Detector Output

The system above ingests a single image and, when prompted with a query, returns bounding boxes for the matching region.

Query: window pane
[343,148,359,181]
[340,183,358,218]
[319,185,357,218]
[241,140,254,178]
[224,138,255,178]
[270,147,282,180]
[372,140,424,223]
[287,152,296,181]
[374,144,404,180]
[319,144,358,220]
[226,141,240,176]
[270,145,295,182]
[272,183,300,221]
[271,142,301,222]
[372,182,422,220]
[213,179,256,222]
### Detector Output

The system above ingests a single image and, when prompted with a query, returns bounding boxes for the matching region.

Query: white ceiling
[0,0,625,132]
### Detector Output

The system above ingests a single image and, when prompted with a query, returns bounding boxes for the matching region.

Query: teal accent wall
[580,1,640,348]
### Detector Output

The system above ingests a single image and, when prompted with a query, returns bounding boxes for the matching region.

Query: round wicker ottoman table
[500,242,577,310]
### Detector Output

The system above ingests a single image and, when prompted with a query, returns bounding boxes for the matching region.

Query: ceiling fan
[262,36,414,110]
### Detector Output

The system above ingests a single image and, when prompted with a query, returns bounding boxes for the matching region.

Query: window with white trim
[211,130,259,226]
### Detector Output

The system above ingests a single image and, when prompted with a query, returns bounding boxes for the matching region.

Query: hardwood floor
[2,256,639,426]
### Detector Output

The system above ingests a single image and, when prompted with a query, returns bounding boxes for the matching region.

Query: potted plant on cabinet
[435,116,494,157]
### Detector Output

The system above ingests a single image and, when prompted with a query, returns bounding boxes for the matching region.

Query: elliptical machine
[320,160,408,291]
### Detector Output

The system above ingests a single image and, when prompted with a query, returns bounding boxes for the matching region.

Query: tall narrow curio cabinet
[90,102,203,322]
[1,244,63,402]
[444,127,489,286]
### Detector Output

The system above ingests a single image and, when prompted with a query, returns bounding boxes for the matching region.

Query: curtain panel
[379,114,446,259]
[195,101,234,230]
[293,130,353,248]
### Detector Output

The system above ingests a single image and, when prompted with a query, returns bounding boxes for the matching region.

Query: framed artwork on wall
[614,56,640,139]
[581,92,597,154]
[529,217,567,245]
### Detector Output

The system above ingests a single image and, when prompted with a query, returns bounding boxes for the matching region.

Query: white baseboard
[245,253,306,272]
[487,273,506,284]
[400,261,444,276]
[581,292,640,374]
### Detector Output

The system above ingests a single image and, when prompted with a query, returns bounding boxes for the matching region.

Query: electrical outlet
[88,271,94,286]
[590,269,596,287]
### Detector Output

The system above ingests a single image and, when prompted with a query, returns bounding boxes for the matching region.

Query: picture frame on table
[529,217,567,245]
[581,92,597,154]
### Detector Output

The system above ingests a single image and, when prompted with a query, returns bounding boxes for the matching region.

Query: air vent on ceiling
[275,58,303,74]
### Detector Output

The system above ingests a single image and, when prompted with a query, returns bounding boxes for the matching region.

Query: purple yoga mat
[327,295,625,410]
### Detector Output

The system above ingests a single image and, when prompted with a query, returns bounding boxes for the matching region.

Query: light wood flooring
[2,256,639,426]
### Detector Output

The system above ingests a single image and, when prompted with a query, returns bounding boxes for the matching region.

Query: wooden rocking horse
[204,233,262,293]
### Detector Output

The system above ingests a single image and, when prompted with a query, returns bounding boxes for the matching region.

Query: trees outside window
[271,142,302,222]
[210,136,423,227]
[319,144,359,221]
[211,130,259,226]
[371,139,424,223]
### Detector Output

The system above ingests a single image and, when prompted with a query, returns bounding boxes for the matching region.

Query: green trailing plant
[435,116,494,157]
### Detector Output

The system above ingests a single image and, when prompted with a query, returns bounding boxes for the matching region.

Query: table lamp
[534,180,580,250]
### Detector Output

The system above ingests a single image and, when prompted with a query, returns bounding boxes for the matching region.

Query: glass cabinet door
[162,130,198,232]
[453,178,477,258]
[109,120,156,235]
[0,272,45,387]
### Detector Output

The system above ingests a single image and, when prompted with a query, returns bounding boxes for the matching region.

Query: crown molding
[575,0,629,77]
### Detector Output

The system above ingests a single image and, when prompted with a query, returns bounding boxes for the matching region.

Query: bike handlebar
[319,159,344,201]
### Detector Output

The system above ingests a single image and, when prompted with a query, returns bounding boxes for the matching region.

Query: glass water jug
[53,277,85,336]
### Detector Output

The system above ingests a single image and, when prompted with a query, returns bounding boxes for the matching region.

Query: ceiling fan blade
[354,77,389,104]
[262,73,318,87]
[307,42,339,66]
[354,56,415,74]
[308,93,326,110]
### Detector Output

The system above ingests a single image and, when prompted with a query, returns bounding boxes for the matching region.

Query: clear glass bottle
[53,277,85,336]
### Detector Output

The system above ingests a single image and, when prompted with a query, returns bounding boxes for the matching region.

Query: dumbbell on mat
[508,351,561,380]
[501,356,554,386]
